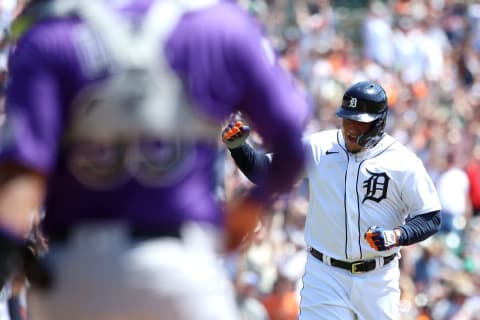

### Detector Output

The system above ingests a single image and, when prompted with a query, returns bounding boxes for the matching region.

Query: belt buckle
[351,261,365,274]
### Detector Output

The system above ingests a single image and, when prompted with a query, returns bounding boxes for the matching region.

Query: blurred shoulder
[11,14,81,62]
[177,0,262,37]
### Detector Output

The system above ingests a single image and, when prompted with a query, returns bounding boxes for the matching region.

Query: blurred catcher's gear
[59,0,219,190]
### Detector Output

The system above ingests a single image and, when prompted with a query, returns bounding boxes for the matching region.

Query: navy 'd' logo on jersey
[362,169,389,203]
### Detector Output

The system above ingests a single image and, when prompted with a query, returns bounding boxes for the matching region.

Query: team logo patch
[349,97,358,109]
[362,169,389,203]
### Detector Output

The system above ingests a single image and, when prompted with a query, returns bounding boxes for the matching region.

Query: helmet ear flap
[356,111,387,148]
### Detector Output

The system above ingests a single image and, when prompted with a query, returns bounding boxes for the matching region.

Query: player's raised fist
[222,120,250,149]
[364,226,398,251]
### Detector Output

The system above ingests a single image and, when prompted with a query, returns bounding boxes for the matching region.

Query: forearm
[0,163,45,237]
[395,210,442,246]
[229,143,271,185]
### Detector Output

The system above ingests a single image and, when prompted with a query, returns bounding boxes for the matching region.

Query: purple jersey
[0,0,309,235]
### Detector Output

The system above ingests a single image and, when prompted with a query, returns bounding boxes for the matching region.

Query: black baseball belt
[309,247,396,274]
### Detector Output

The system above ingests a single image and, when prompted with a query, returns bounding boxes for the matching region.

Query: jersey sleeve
[402,157,442,218]
[0,28,64,174]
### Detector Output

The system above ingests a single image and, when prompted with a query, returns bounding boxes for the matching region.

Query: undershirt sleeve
[229,143,271,185]
[397,210,442,246]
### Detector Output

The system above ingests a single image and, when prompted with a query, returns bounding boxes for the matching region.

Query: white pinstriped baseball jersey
[302,129,441,261]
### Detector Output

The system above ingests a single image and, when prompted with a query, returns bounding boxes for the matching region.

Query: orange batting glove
[222,120,250,150]
[364,226,399,251]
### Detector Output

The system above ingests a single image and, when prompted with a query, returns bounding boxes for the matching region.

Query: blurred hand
[364,226,398,251]
[221,120,250,150]
[224,197,263,252]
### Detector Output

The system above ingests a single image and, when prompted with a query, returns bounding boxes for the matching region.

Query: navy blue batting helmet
[336,81,388,148]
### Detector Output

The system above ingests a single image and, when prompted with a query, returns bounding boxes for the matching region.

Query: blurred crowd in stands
[226,0,480,319]
[2,0,480,319]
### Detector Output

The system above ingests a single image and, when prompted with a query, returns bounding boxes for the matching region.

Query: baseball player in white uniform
[222,81,442,320]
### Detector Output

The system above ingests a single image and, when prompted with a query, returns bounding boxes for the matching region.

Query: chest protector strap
[66,0,220,143]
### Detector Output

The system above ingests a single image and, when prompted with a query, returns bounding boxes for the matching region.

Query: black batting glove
[221,120,250,150]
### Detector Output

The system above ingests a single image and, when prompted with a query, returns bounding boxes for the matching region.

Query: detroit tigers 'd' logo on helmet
[348,97,358,109]
[362,169,389,203]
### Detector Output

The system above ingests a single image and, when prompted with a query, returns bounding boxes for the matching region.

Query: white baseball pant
[27,222,239,320]
[299,252,400,320]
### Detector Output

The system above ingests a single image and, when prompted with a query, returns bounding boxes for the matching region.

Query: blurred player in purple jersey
[0,0,310,319]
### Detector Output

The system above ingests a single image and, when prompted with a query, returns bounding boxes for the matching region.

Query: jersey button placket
[345,159,360,260]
